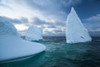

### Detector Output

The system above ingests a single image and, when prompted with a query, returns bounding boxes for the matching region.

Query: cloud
[89,31,100,37]
[14,24,28,31]
[0,0,82,20]
[61,0,82,7]
[0,16,21,24]
[31,17,50,25]
[0,0,36,19]
[84,14,100,33]
[0,16,65,36]
[28,17,66,36]
[0,0,82,36]
[86,14,100,22]
[25,0,82,10]
[0,16,28,24]
[84,22,100,32]
[46,25,56,28]
[43,29,65,36]
[23,0,82,21]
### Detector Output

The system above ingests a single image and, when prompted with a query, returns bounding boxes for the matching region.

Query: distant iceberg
[25,26,43,41]
[66,7,92,43]
[0,21,46,62]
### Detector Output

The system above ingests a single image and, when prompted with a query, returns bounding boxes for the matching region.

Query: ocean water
[0,37,100,67]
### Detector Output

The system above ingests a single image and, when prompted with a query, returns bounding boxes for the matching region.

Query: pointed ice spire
[66,7,92,43]
[70,7,75,13]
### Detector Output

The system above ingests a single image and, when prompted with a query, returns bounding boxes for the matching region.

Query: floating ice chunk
[26,26,43,41]
[0,21,46,61]
[66,7,92,43]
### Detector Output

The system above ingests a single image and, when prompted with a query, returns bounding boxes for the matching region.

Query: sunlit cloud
[50,19,56,23]
[85,14,100,22]
[1,0,100,36]
[14,24,28,31]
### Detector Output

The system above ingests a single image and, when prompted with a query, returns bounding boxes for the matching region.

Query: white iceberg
[0,21,46,61]
[25,26,43,41]
[66,7,92,43]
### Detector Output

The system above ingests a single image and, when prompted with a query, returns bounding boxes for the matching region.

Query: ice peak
[66,7,92,43]
[71,7,74,11]
[70,7,76,15]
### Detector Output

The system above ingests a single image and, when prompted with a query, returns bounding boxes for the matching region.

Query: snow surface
[26,26,43,41]
[66,7,92,43]
[0,21,46,61]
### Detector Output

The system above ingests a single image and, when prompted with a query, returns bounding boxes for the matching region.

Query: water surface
[0,37,100,67]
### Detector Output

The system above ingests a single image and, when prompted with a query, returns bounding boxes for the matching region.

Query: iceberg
[0,21,46,62]
[25,26,43,41]
[66,7,92,43]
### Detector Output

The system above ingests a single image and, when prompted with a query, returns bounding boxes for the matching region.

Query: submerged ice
[66,7,92,43]
[0,21,46,61]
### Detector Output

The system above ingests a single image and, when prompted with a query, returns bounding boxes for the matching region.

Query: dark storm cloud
[24,0,78,11]
[32,17,49,25]
[17,0,82,21]
[0,16,28,24]
[44,30,65,36]
[89,31,100,37]
[20,17,29,23]
[31,17,65,26]
[31,17,66,32]
[86,14,100,22]
[53,29,64,33]
[0,0,83,36]
[84,14,100,32]
[1,0,100,36]
[55,21,66,26]
[46,25,56,28]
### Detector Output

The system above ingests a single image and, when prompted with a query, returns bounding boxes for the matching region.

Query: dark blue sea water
[0,37,100,67]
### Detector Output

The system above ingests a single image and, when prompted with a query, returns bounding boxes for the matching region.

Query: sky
[0,0,100,36]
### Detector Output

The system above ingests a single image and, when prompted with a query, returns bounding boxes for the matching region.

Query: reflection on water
[0,37,100,67]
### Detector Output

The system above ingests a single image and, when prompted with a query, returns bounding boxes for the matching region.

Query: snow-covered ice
[0,21,46,61]
[66,7,92,43]
[26,26,43,41]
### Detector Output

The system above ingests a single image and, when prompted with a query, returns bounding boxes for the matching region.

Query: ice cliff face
[66,7,92,43]
[0,21,19,36]
[0,21,46,62]
[25,26,43,41]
